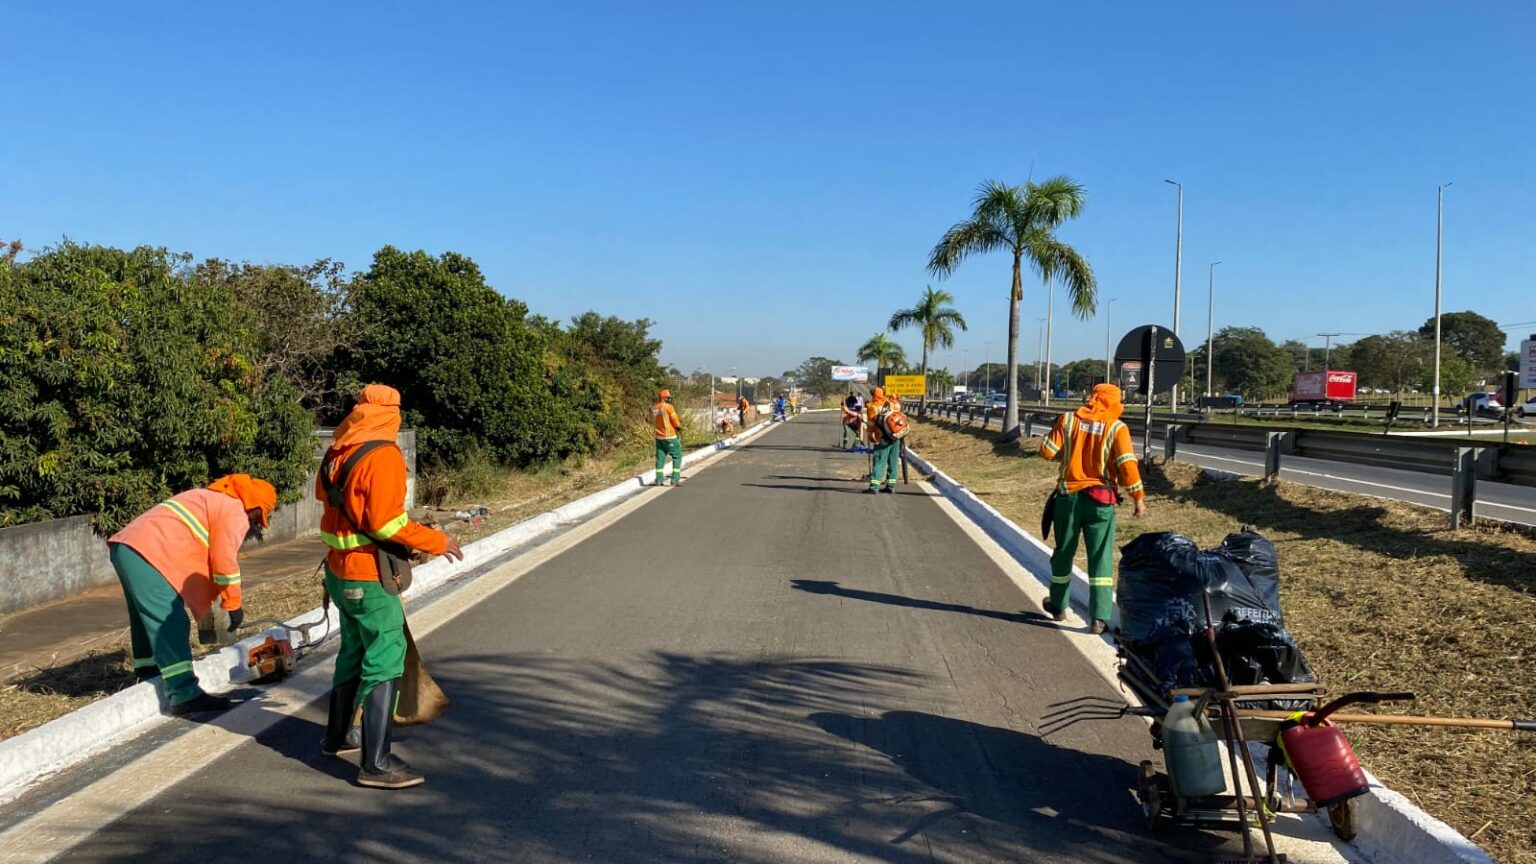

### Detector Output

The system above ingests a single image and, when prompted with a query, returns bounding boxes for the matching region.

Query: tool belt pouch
[375,541,413,596]
[1085,485,1118,507]
[1040,490,1058,539]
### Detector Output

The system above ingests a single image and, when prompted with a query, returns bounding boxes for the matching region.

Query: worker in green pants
[652,388,685,486]
[109,543,203,704]
[1040,384,1146,634]
[326,567,405,701]
[863,387,901,493]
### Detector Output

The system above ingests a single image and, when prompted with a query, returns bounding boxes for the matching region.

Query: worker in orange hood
[317,384,463,789]
[1039,383,1146,633]
[864,387,902,493]
[652,388,685,486]
[108,473,277,716]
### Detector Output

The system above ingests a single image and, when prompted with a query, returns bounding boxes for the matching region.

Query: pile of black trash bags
[1117,528,1314,708]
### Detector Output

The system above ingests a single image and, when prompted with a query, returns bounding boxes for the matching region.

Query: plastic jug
[1164,695,1226,798]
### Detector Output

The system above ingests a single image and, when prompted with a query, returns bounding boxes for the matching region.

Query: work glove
[227,606,244,632]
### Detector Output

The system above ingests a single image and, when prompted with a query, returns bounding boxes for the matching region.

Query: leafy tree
[1418,311,1505,374]
[1059,358,1108,393]
[888,285,967,415]
[1507,352,1521,373]
[794,356,844,398]
[856,333,907,379]
[1212,327,1294,399]
[0,242,311,530]
[928,367,954,396]
[1420,355,1475,403]
[928,177,1096,436]
[564,312,667,411]
[338,246,595,468]
[1351,332,1431,392]
[196,258,357,414]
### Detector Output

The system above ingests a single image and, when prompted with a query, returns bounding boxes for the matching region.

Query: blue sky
[4,2,1532,377]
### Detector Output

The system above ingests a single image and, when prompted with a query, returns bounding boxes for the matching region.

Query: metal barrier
[1293,430,1457,475]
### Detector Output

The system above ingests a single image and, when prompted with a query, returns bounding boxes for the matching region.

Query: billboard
[1292,370,1357,402]
[1524,339,1536,389]
[831,365,870,383]
[882,374,926,397]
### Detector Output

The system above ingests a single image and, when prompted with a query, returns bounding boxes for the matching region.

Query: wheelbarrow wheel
[1327,799,1358,841]
[1137,760,1166,832]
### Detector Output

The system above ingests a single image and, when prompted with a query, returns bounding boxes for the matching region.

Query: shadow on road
[67,651,1197,864]
[791,579,1057,628]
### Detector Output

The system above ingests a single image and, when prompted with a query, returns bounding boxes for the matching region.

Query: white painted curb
[901,444,1494,864]
[0,419,778,805]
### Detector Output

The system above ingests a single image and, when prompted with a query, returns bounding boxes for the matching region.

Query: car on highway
[1518,396,1536,419]
[1461,392,1506,418]
[986,392,1007,409]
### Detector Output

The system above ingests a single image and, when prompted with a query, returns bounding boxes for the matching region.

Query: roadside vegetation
[905,414,1536,864]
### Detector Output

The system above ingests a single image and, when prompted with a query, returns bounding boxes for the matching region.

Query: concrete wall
[0,516,114,615]
[0,430,417,614]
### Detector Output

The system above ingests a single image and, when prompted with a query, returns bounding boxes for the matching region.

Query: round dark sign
[1113,325,1186,397]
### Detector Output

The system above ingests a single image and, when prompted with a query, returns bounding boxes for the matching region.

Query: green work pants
[326,567,406,702]
[655,437,683,484]
[869,440,900,489]
[109,542,202,705]
[1049,491,1118,623]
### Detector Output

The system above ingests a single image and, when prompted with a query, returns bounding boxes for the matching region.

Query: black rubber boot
[321,678,363,758]
[357,678,423,789]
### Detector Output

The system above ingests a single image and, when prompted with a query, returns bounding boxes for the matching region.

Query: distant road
[1146,439,1536,527]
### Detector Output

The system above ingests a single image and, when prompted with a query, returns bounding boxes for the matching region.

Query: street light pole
[1206,262,1220,398]
[1104,298,1117,382]
[1165,179,1183,410]
[984,341,991,395]
[1432,182,1452,427]
[1035,318,1045,392]
[1045,284,1056,406]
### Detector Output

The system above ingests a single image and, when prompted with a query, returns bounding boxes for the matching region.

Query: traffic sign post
[1114,324,1187,461]
[883,375,926,397]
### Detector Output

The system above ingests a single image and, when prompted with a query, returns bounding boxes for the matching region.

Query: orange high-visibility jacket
[865,396,896,443]
[109,488,248,619]
[1040,413,1145,500]
[652,401,683,439]
[316,443,448,582]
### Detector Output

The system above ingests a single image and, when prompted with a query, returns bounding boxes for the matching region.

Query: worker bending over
[840,391,864,449]
[652,388,685,487]
[108,473,276,715]
[318,385,463,789]
[1039,383,1146,634]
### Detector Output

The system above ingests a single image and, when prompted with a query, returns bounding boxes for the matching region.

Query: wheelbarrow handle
[1311,691,1417,725]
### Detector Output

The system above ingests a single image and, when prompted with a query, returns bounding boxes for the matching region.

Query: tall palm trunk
[919,342,929,416]
[1004,253,1022,437]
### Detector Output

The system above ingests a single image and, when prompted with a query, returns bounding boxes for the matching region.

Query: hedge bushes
[0,241,668,530]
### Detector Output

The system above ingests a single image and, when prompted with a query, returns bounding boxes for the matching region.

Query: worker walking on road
[107,473,277,715]
[1039,383,1146,635]
[864,387,902,494]
[318,385,463,789]
[653,388,685,487]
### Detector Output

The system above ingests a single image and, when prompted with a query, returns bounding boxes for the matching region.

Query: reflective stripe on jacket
[652,401,682,439]
[316,442,449,581]
[1041,414,1144,500]
[109,488,247,618]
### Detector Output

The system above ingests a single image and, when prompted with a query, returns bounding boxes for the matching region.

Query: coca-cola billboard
[1292,370,1357,402]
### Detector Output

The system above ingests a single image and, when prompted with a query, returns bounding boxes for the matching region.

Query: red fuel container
[1278,714,1370,806]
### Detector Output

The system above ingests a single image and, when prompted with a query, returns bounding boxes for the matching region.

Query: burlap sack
[393,622,450,725]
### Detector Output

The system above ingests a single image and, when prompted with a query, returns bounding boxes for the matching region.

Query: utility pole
[1045,284,1055,406]
[1206,262,1220,398]
[1432,182,1452,427]
[1165,179,1183,411]
[1318,333,1341,370]
[1104,298,1117,384]
[984,341,991,395]
[1035,318,1046,392]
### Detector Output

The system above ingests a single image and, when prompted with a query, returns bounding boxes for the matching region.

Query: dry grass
[0,425,732,742]
[906,415,1536,864]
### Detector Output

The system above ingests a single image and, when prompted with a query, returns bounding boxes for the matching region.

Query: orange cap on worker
[208,473,277,527]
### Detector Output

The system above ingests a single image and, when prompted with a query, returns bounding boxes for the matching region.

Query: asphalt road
[58,414,1287,863]
[1148,439,1536,526]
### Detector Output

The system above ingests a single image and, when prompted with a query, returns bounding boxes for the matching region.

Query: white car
[1519,397,1536,419]
[987,392,1007,408]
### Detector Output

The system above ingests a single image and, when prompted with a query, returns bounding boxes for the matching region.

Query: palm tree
[889,285,967,416]
[927,177,1096,438]
[856,333,907,384]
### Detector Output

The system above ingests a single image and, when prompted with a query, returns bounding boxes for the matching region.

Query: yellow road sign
[882,375,926,397]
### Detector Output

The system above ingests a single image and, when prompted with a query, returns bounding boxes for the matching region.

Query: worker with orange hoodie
[1039,383,1146,634]
[652,388,685,487]
[107,473,277,715]
[864,387,901,493]
[317,384,463,789]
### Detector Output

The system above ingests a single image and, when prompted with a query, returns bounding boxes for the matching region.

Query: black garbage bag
[1117,528,1314,706]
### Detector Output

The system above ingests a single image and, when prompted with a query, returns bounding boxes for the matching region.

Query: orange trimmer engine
[246,635,296,685]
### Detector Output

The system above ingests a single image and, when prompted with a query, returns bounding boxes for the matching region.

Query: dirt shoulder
[905,415,1536,864]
